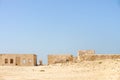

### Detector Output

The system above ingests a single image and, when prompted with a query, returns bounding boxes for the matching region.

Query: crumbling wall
[78,50,95,56]
[73,57,78,63]
[78,50,95,61]
[78,50,120,61]
[48,54,73,64]
[78,54,120,61]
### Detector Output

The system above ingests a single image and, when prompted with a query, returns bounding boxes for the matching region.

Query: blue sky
[0,0,120,63]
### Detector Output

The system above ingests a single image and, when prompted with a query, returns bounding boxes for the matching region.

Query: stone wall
[48,54,73,64]
[78,54,120,61]
[0,54,37,66]
[78,50,95,61]
[78,50,120,61]
[78,50,95,56]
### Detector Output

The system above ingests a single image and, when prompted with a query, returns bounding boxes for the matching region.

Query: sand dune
[0,59,120,80]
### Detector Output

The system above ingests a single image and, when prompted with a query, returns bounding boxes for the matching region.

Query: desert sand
[0,59,120,80]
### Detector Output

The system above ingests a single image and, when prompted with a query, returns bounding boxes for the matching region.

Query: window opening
[22,59,26,64]
[5,59,8,64]
[10,59,13,64]
[28,59,32,63]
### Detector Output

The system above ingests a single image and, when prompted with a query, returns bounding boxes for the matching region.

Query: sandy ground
[0,59,120,80]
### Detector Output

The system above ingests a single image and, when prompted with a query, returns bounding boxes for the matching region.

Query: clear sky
[0,0,120,63]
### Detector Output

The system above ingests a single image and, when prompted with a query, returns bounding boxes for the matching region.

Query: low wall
[48,54,73,64]
[78,54,120,61]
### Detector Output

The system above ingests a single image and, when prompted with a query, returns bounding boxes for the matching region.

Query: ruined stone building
[77,50,120,61]
[48,50,120,64]
[0,54,37,66]
[1,49,120,66]
[48,54,73,64]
